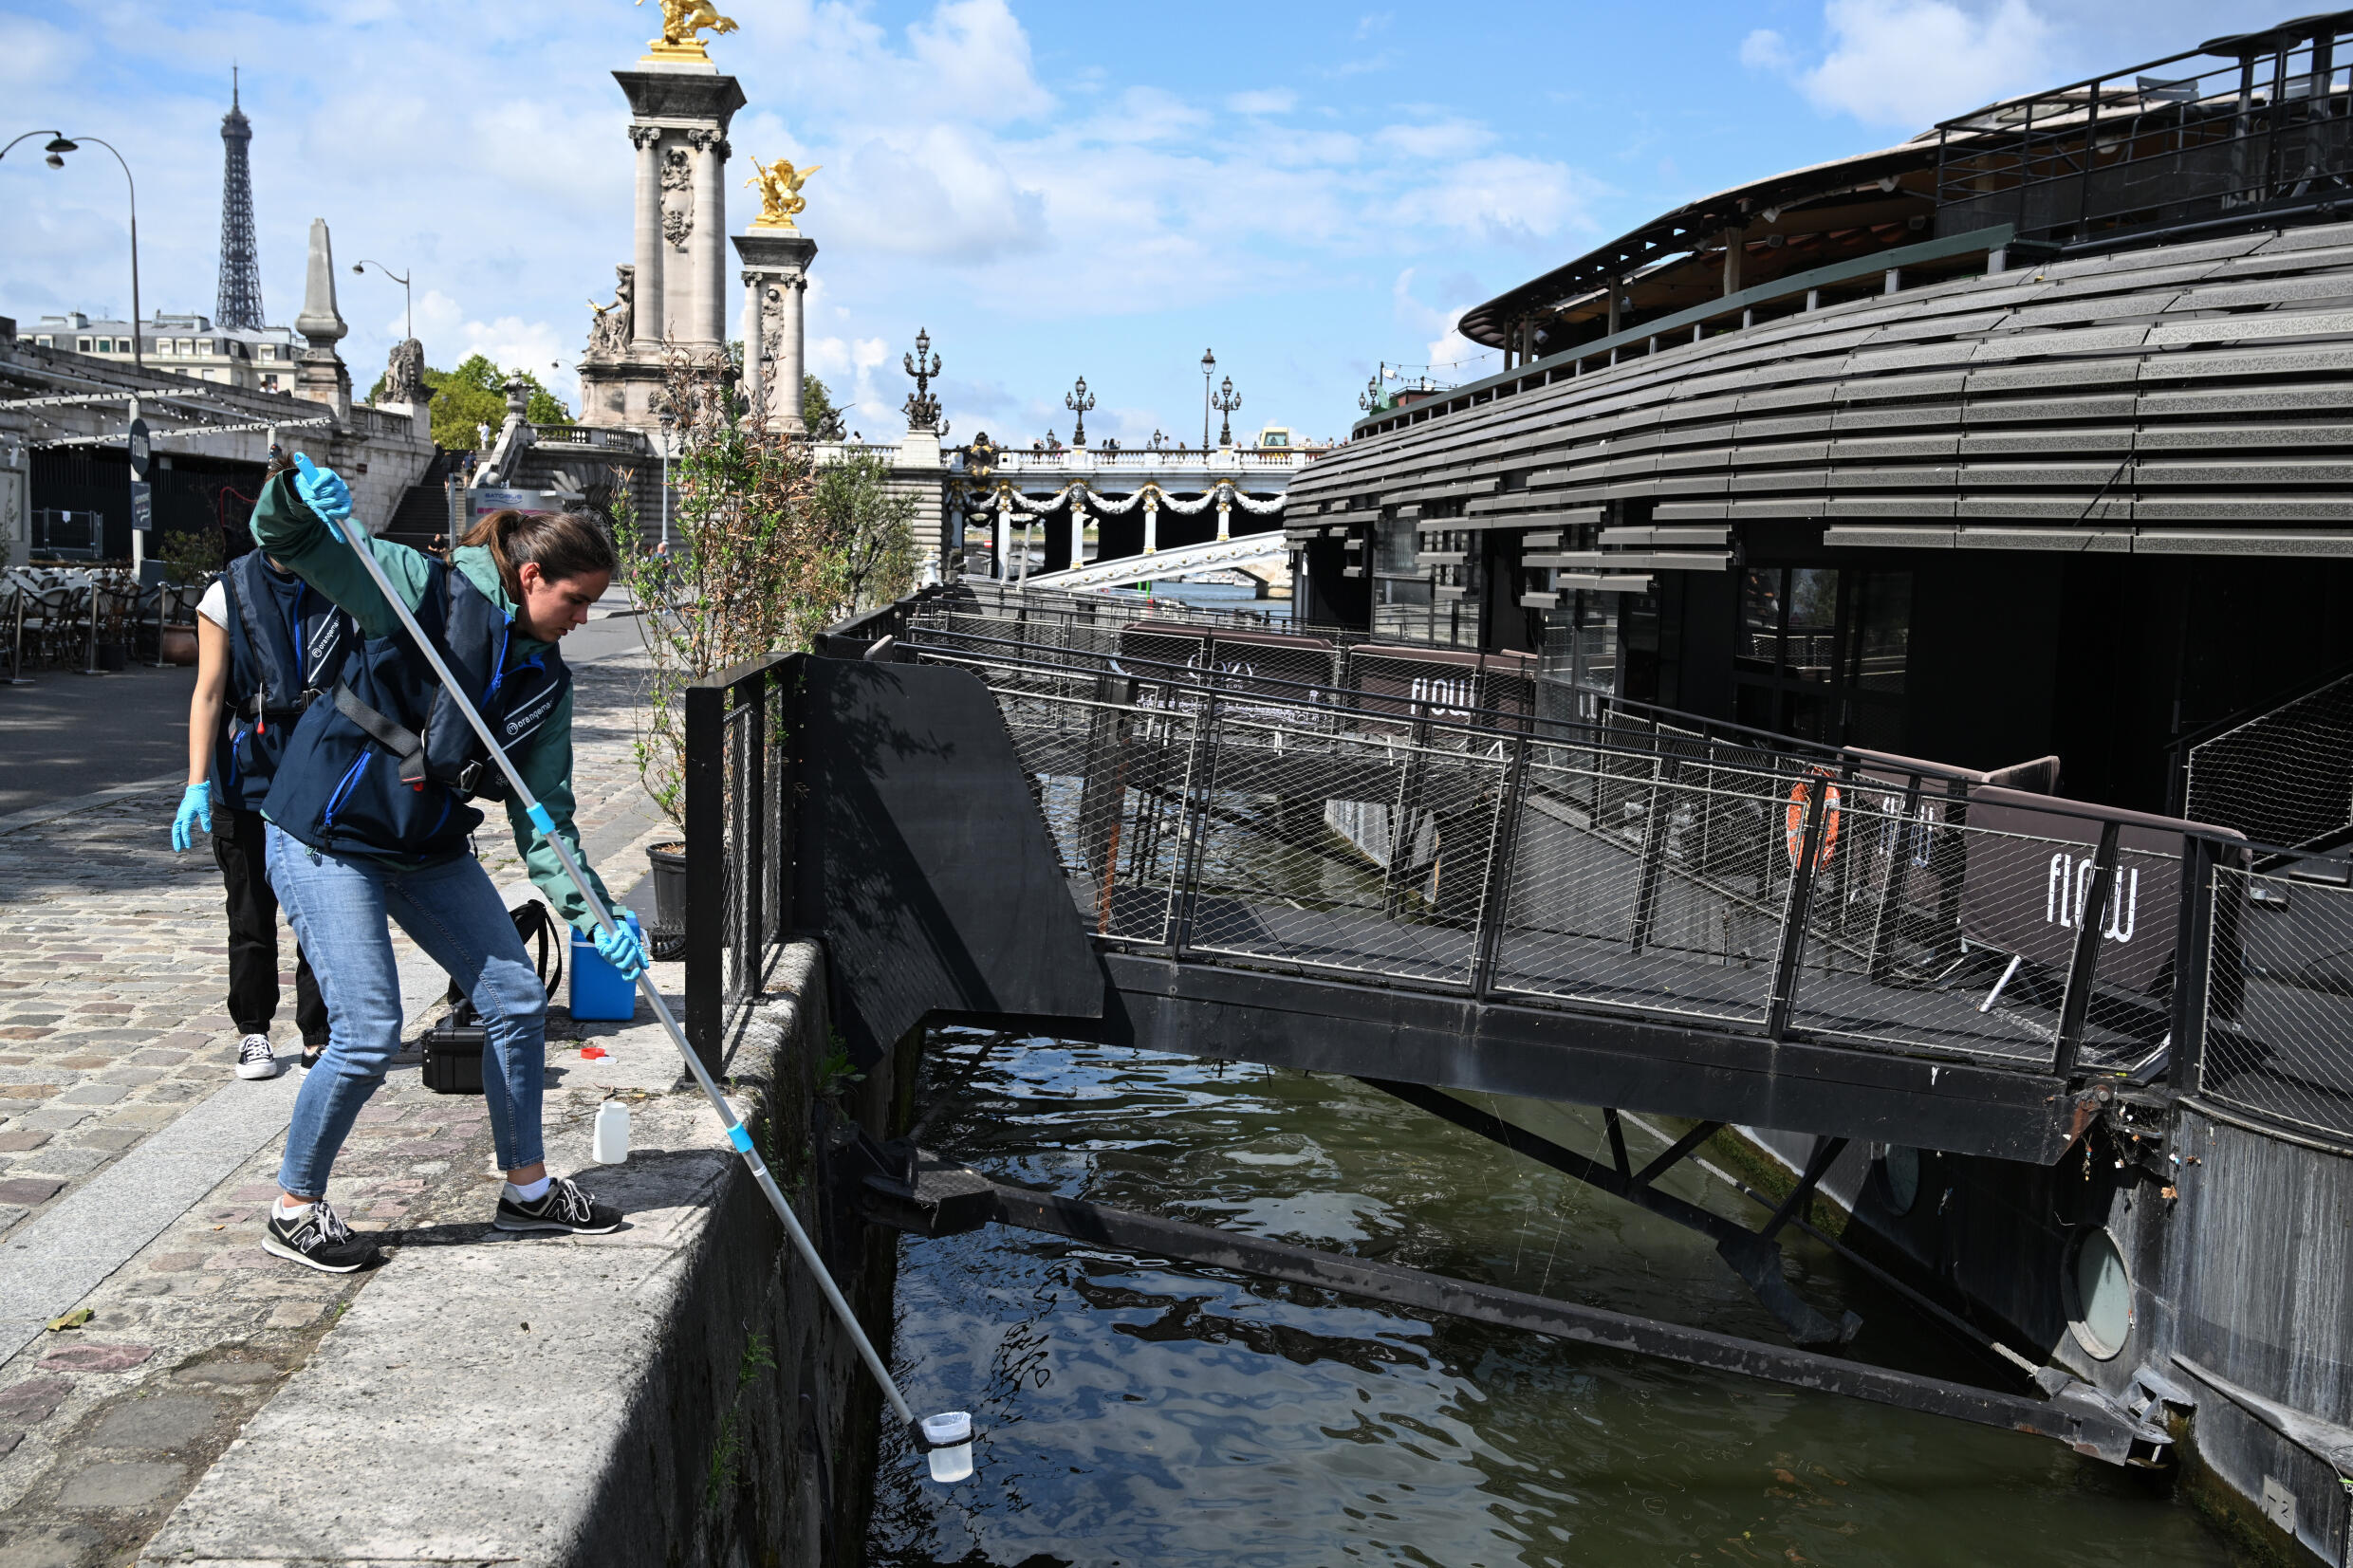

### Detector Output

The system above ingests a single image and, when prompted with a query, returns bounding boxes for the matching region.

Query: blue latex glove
[290,453,351,542]
[592,911,647,983]
[171,782,212,853]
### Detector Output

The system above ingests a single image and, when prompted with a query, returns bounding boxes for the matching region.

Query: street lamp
[657,408,676,553]
[7,130,141,368]
[1064,375,1094,449]
[1199,348,1215,451]
[351,260,414,341]
[1212,375,1242,449]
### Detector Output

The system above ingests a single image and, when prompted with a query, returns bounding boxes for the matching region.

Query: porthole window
[2066,1227,2133,1360]
[1879,1145,1921,1216]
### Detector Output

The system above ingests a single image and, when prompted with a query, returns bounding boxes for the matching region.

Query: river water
[866,1031,2233,1567]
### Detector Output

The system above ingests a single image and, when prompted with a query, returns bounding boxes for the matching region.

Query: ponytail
[459,508,619,600]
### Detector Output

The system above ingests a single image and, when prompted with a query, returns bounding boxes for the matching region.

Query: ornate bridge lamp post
[1199,348,1215,450]
[1213,375,1242,449]
[1064,375,1095,449]
[1359,374,1382,414]
[902,327,941,431]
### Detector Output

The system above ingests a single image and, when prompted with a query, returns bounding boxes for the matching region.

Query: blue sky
[0,0,2290,445]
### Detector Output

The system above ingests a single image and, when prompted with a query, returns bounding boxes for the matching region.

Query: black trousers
[212,807,327,1043]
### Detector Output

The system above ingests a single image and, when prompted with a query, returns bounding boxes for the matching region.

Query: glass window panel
[1375,514,1419,574]
[1736,567,1782,673]
[1853,570,1912,694]
[1572,591,1618,692]
[1787,567,1840,684]
[1784,690,1827,743]
[1373,576,1432,643]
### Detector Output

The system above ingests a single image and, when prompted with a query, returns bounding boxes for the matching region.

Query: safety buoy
[1785,778,1842,870]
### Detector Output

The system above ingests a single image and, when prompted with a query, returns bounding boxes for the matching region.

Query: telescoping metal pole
[288,455,933,1441]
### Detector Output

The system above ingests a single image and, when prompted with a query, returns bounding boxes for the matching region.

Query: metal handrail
[681,648,797,1066]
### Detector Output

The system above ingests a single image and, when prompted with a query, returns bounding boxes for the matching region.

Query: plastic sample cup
[920,1411,973,1483]
[592,1099,631,1165]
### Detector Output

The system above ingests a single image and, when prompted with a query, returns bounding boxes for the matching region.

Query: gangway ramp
[1021,531,1287,592]
[863,591,2254,1166]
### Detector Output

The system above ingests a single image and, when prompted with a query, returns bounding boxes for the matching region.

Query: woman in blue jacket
[248,454,646,1272]
[174,544,353,1079]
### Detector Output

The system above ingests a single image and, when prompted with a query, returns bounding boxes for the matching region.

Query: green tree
[802,374,846,440]
[366,353,571,450]
[806,454,918,613]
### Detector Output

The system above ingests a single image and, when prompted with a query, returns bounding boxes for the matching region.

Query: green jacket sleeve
[504,688,619,934]
[249,470,431,638]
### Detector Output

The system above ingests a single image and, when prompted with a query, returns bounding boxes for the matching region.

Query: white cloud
[410,290,570,403]
[1392,267,1498,378]
[1739,28,1796,72]
[1226,88,1297,116]
[1747,0,2057,128]
[1377,120,1493,160]
[1393,156,1602,248]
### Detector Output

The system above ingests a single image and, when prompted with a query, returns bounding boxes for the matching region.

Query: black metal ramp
[1084,950,2099,1162]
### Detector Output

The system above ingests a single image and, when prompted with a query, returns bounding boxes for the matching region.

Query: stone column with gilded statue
[578,1,745,432]
[733,156,820,434]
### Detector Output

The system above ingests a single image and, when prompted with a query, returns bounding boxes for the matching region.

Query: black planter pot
[647,840,687,960]
[96,642,128,673]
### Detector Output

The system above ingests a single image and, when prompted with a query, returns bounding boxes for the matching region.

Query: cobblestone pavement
[0,633,683,1567]
[0,644,660,1239]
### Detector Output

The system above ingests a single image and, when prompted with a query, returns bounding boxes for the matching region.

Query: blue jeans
[266,822,547,1197]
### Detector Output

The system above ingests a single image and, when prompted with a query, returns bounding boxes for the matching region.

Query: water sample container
[570,912,645,1022]
[592,1099,631,1165]
[920,1411,973,1484]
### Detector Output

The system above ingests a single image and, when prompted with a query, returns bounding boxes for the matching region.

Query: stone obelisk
[578,19,745,432]
[292,217,351,422]
[733,166,817,436]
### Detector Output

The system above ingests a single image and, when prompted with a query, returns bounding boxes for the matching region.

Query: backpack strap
[443,900,565,1017]
[330,682,428,785]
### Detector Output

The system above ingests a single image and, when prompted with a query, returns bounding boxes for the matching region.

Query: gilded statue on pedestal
[638,0,738,60]
[747,157,820,231]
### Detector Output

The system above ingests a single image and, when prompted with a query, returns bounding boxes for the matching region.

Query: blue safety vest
[212,552,354,814]
[262,561,570,863]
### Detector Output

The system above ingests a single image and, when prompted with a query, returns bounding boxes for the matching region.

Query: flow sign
[129,481,153,532]
[127,417,152,483]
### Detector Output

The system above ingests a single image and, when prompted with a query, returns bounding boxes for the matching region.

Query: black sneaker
[299,1042,326,1072]
[493,1174,623,1235]
[235,1034,281,1080]
[261,1199,380,1274]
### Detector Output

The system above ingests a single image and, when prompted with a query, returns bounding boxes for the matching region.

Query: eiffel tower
[214,66,265,330]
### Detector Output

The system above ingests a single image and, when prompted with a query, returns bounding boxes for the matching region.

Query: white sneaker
[234,1034,282,1080]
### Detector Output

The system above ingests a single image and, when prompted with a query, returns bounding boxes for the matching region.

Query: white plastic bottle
[592,1098,631,1165]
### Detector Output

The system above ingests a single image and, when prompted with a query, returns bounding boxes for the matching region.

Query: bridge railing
[884,617,2353,1106]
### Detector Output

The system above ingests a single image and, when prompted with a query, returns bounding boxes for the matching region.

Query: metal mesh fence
[2201,867,2353,1142]
[1489,739,1790,1025]
[2185,670,2353,852]
[902,619,2260,1084]
[685,655,792,1067]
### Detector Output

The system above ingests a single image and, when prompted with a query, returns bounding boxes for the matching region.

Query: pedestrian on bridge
[174,544,355,1080]
[239,458,646,1273]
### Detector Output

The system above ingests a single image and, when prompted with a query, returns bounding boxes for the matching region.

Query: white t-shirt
[196,579,230,630]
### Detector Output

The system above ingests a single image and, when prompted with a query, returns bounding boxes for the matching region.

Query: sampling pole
[289,453,921,1431]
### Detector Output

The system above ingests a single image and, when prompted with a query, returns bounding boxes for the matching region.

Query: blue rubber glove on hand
[290,453,351,543]
[171,782,212,853]
[592,911,648,983]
